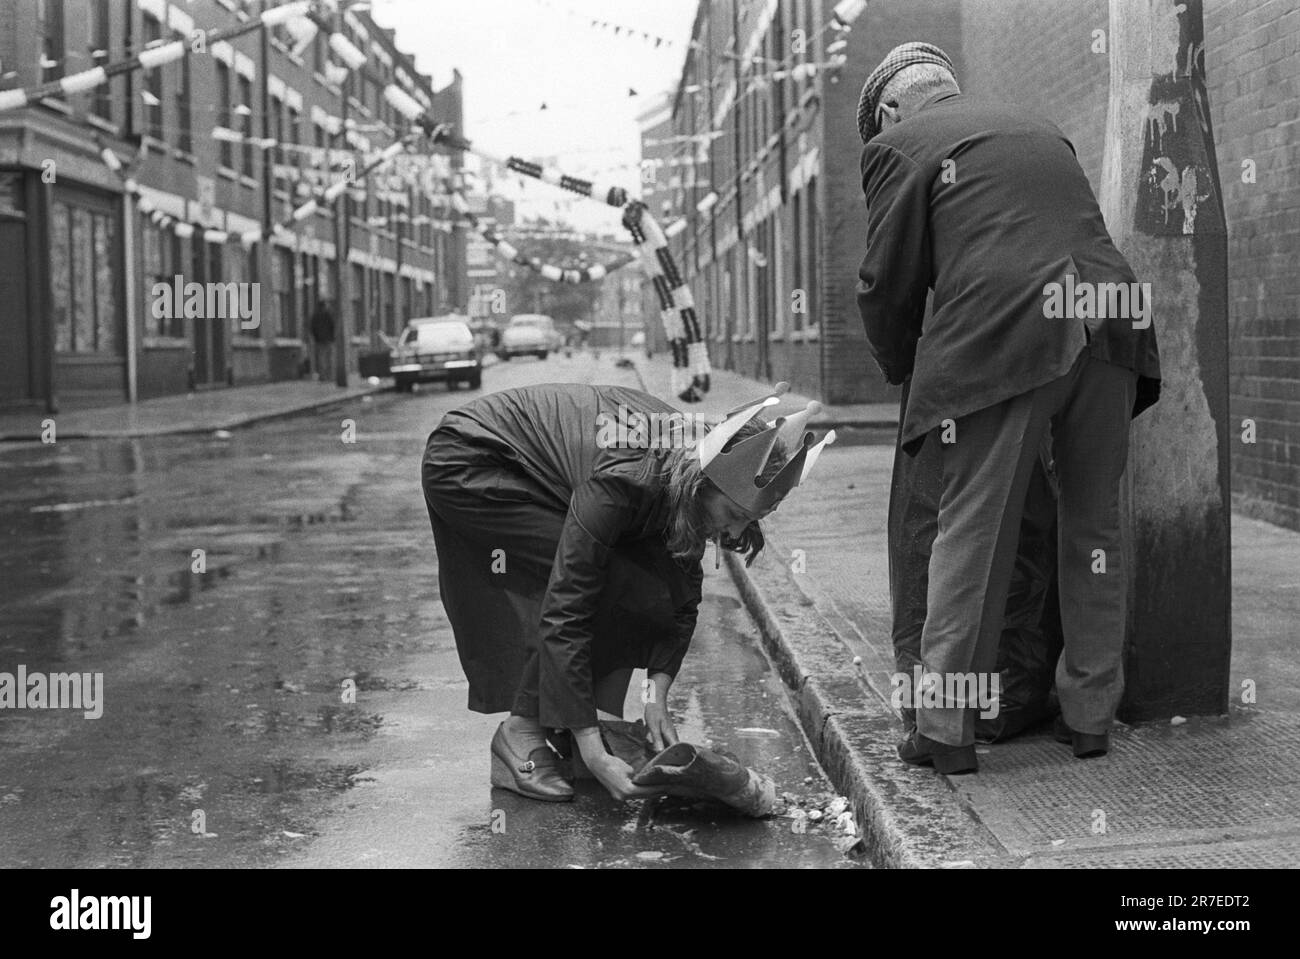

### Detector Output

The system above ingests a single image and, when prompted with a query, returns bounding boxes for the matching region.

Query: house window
[224,243,258,338]
[791,190,804,333]
[270,93,284,170]
[368,267,380,327]
[50,199,119,354]
[40,0,65,84]
[287,105,302,178]
[805,175,819,333]
[721,260,733,343]
[239,75,254,174]
[176,44,192,153]
[216,62,233,168]
[300,252,315,332]
[756,218,772,338]
[351,263,364,338]
[143,14,163,140]
[768,25,782,140]
[142,216,184,339]
[383,271,395,334]
[90,0,111,120]
[272,247,296,338]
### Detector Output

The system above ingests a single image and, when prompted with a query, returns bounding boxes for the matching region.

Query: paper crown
[698,382,837,517]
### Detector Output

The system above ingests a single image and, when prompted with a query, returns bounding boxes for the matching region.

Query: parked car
[499,314,561,360]
[390,316,482,392]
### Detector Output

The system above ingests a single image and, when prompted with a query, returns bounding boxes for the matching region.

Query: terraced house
[0,0,466,409]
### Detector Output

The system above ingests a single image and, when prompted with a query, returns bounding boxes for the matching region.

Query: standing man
[854,44,1161,774]
[310,298,336,382]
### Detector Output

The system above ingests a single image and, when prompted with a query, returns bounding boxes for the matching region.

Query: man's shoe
[897,731,978,775]
[1053,715,1109,759]
[489,722,574,802]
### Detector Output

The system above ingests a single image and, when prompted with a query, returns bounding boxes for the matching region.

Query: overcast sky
[369,0,699,233]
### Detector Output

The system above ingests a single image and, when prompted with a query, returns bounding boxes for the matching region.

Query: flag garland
[95,143,241,248]
[95,129,419,252]
[261,134,419,247]
[0,2,313,113]
[448,191,636,285]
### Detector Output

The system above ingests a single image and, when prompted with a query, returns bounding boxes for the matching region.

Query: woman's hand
[587,752,659,801]
[573,726,659,802]
[643,700,679,753]
[642,671,677,752]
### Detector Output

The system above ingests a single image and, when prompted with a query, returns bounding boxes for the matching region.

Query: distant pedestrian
[854,44,1161,773]
[310,299,336,382]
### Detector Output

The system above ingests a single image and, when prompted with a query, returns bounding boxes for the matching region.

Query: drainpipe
[730,0,744,373]
[332,12,351,388]
[260,0,273,373]
[123,187,138,402]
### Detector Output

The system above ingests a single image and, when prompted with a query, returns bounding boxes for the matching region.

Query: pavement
[0,376,385,443]
[634,352,1300,869]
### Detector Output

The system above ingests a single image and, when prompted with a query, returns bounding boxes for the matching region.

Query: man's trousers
[917,350,1138,746]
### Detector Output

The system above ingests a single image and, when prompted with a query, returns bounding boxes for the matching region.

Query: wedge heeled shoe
[489,722,575,802]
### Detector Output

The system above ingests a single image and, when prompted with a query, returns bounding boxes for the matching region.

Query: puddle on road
[0,411,438,868]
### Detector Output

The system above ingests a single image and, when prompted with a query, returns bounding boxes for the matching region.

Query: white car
[499,314,561,360]
[390,316,482,392]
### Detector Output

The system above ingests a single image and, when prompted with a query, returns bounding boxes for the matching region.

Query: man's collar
[917,90,961,113]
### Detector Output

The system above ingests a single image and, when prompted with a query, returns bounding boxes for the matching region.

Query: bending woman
[421,381,833,802]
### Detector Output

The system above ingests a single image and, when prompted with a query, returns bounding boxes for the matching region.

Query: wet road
[0,354,859,868]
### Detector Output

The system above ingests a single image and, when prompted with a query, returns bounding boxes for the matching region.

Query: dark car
[390,317,482,392]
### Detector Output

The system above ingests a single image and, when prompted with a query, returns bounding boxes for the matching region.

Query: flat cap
[855,42,955,144]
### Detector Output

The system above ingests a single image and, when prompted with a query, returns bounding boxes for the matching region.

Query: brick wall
[1209,0,1300,529]
[957,0,1300,530]
[960,0,1109,186]
[821,0,964,404]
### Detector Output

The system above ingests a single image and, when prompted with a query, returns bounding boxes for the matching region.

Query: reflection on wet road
[0,355,859,868]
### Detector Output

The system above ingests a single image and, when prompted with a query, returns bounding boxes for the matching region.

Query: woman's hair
[663,416,788,566]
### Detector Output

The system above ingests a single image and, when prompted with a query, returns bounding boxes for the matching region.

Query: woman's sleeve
[536,475,640,730]
[647,560,703,680]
